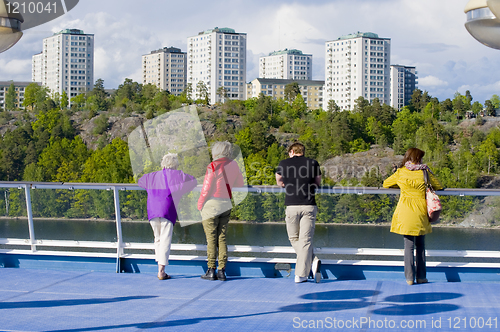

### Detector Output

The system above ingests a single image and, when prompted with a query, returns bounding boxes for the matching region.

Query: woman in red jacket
[198,141,244,281]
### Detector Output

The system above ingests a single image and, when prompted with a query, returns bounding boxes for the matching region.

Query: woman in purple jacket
[138,153,197,280]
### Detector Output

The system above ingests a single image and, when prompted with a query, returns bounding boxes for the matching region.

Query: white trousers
[149,217,174,266]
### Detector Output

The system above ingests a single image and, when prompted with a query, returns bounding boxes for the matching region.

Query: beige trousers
[285,205,318,278]
[149,217,174,266]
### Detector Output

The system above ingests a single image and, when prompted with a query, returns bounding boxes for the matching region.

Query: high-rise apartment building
[324,32,391,110]
[32,29,94,99]
[142,47,187,96]
[390,65,417,111]
[187,27,246,103]
[259,49,312,80]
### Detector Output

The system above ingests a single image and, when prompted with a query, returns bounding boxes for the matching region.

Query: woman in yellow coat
[383,148,443,285]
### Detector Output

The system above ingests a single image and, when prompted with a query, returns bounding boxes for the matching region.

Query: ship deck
[1,267,499,332]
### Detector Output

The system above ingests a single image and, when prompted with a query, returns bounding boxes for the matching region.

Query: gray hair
[161,153,179,169]
[212,141,233,160]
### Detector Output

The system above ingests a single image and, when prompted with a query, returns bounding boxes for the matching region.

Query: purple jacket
[138,168,197,224]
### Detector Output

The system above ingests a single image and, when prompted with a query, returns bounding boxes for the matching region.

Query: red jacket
[197,157,245,210]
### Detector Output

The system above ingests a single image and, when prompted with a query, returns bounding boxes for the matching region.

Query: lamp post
[0,0,23,53]
[464,0,500,49]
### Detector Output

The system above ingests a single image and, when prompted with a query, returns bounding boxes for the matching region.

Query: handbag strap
[423,169,433,190]
[220,163,235,208]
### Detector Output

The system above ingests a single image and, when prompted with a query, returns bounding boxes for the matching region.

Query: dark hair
[288,142,305,155]
[399,148,425,168]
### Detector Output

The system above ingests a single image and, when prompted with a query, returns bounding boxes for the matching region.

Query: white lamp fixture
[465,0,500,49]
[0,0,23,53]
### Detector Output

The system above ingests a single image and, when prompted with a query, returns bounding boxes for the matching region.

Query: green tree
[452,92,466,117]
[0,124,33,180]
[409,89,430,112]
[5,83,16,111]
[36,86,49,106]
[196,81,210,105]
[245,153,275,186]
[284,82,300,102]
[87,78,109,111]
[485,100,496,116]
[234,194,264,222]
[180,83,193,104]
[291,94,308,118]
[22,83,42,111]
[37,137,90,181]
[60,90,69,109]
[114,78,142,109]
[450,138,480,187]
[327,99,340,112]
[70,94,86,109]
[366,116,390,146]
[478,138,499,174]
[261,193,284,222]
[329,111,354,155]
[471,101,483,115]
[465,90,473,109]
[391,107,422,154]
[81,138,133,183]
[216,86,228,103]
[490,94,500,109]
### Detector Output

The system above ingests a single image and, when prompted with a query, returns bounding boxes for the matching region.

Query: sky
[2,0,500,104]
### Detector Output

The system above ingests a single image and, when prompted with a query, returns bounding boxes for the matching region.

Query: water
[1,218,499,251]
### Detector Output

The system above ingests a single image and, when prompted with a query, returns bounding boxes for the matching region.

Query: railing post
[24,184,36,252]
[113,186,124,273]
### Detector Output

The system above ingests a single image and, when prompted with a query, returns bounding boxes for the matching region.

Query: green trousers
[201,199,232,269]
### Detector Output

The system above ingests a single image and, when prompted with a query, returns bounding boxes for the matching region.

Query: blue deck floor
[1,268,500,332]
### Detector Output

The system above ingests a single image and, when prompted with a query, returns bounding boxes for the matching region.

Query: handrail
[4,239,500,259]
[0,181,499,272]
[0,181,499,196]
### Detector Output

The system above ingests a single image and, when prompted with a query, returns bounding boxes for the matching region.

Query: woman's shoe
[406,280,414,285]
[217,268,226,281]
[201,268,217,280]
[417,278,428,284]
[158,273,171,280]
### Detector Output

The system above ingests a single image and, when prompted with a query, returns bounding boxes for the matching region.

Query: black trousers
[404,235,426,282]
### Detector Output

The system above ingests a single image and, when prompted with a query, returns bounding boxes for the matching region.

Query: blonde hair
[161,153,179,169]
[212,141,233,160]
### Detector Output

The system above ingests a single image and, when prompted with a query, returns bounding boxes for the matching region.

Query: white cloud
[457,81,500,100]
[419,75,449,87]
[0,59,32,76]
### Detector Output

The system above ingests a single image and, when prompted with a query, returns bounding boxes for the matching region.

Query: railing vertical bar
[24,184,36,252]
[113,187,124,273]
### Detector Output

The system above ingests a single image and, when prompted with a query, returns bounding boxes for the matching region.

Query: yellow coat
[383,167,443,236]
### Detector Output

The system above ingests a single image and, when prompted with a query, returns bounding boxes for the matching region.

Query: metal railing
[1,181,500,272]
